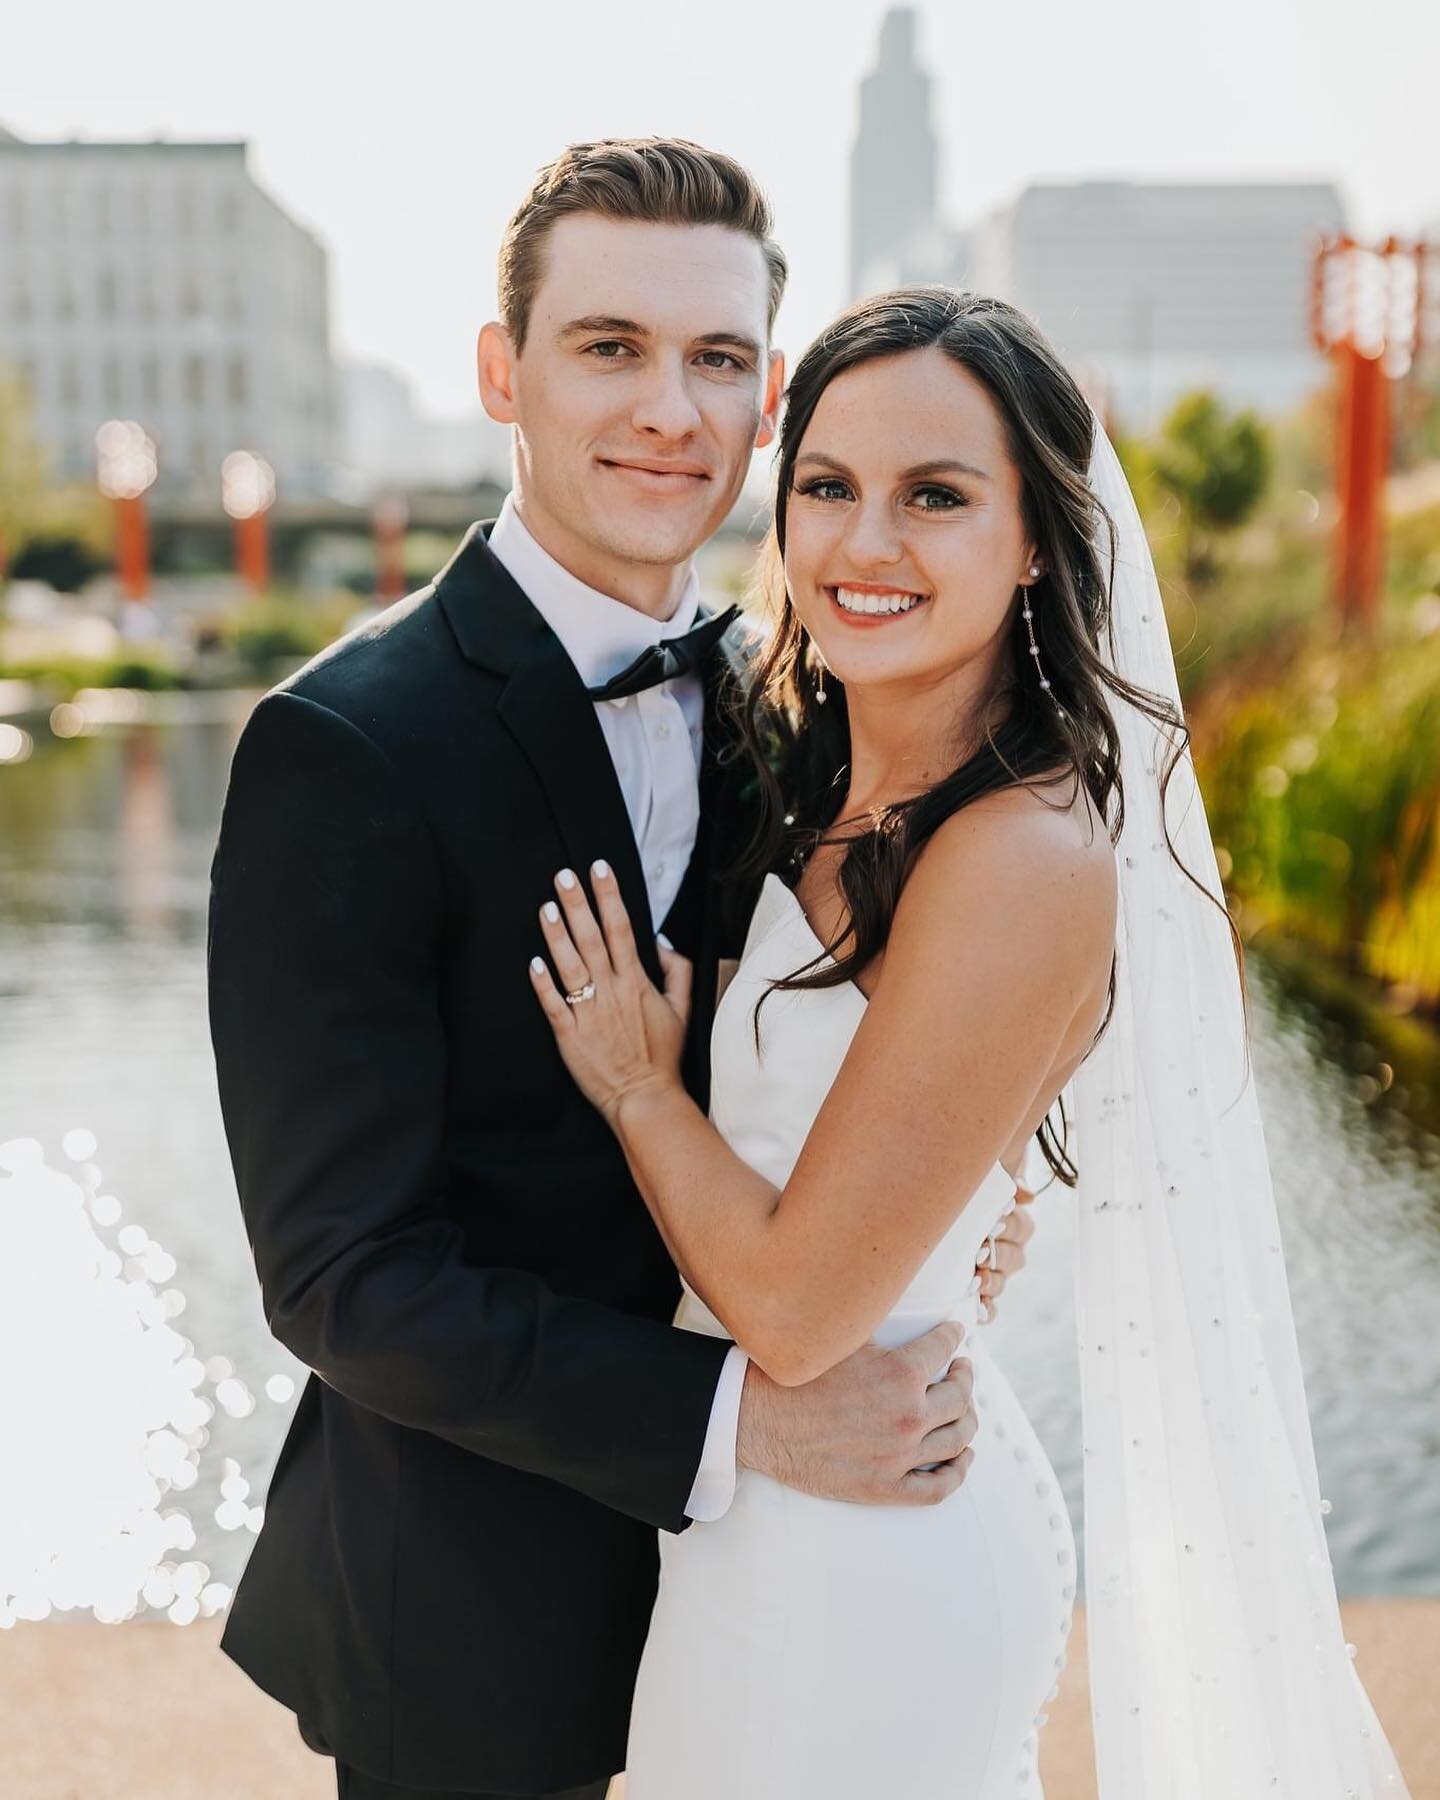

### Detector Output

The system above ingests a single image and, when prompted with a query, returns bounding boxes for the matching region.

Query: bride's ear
[755,349,786,450]
[477,322,520,425]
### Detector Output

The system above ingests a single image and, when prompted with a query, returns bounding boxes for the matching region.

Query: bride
[528,288,1411,1799]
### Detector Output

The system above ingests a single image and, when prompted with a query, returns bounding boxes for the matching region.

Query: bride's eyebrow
[793,453,992,482]
[902,457,992,482]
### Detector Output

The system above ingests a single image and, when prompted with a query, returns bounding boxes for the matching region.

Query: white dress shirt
[488,497,747,1523]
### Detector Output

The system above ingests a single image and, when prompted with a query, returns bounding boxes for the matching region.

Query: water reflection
[1,713,1437,1599]
[116,732,177,937]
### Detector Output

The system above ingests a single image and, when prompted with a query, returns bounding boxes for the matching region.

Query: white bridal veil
[1070,425,1411,1797]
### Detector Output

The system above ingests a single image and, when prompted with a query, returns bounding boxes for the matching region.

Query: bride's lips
[824,582,931,629]
[599,458,712,495]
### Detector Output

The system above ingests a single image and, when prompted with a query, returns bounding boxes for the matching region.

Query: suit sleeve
[207,689,729,1533]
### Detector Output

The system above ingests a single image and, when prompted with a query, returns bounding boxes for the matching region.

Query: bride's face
[783,347,1040,700]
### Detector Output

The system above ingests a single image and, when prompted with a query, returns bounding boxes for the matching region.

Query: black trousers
[301,1718,612,1799]
[336,1771,610,1800]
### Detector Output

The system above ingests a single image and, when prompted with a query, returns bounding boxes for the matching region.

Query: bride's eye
[795,477,852,503]
[911,483,966,511]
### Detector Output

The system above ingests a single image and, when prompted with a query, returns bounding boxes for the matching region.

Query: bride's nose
[838,499,906,568]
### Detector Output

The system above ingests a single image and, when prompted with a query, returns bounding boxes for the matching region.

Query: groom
[208,138,1034,1800]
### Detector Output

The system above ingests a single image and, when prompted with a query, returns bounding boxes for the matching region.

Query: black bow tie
[585,603,741,704]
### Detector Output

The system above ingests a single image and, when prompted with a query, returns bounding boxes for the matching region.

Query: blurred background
[1,1,1438,1793]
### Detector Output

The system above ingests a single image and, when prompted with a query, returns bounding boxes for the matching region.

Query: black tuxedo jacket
[207,523,760,1793]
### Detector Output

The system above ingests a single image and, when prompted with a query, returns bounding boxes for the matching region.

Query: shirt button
[652,861,666,879]
[656,722,671,740]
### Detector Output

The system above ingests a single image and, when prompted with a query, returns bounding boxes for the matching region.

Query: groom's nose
[630,352,703,440]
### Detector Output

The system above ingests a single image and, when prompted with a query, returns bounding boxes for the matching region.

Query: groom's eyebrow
[559,315,650,339]
[557,317,764,359]
[696,331,765,359]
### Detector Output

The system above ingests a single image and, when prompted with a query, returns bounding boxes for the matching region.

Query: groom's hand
[976,1183,1036,1321]
[736,1323,977,1506]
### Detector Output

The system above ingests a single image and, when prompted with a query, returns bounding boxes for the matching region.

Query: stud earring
[1021,567,1066,724]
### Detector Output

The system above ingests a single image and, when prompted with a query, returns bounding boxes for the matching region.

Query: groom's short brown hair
[499,137,788,352]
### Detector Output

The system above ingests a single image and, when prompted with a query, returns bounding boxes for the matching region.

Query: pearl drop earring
[807,632,828,705]
[1022,564,1066,723]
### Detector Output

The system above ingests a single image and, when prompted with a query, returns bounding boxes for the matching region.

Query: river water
[1,707,1437,1602]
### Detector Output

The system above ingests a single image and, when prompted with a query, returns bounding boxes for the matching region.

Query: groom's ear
[754,349,785,450]
[477,321,520,425]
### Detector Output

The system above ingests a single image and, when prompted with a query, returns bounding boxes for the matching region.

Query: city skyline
[5,0,1437,430]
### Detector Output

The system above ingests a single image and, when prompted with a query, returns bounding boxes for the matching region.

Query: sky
[5,0,1438,422]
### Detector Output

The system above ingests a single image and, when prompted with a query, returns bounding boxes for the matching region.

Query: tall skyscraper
[849,9,940,299]
[845,18,1342,425]
[0,125,336,498]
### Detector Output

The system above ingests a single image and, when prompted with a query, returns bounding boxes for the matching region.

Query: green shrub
[225,598,352,677]
[0,649,184,693]
[1195,622,1440,1006]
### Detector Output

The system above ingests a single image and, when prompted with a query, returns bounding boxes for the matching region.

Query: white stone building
[968,180,1346,429]
[0,123,335,498]
[338,361,513,498]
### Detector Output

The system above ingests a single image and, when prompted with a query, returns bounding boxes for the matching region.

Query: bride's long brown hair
[730,287,1244,1187]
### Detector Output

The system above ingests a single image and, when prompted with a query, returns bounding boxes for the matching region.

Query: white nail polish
[530,957,546,974]
[556,869,577,890]
[542,902,560,924]
[657,932,674,951]
[593,859,610,879]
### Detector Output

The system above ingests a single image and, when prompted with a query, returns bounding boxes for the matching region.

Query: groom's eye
[584,340,635,360]
[695,350,746,372]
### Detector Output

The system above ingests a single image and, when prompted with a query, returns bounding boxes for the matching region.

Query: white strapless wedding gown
[625,873,1076,1799]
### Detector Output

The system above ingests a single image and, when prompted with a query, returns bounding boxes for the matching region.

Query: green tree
[1151,389,1273,585]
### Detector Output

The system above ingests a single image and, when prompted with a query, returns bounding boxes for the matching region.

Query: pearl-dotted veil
[1070,425,1410,1796]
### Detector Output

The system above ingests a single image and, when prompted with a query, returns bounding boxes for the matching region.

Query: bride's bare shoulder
[898,774,1117,949]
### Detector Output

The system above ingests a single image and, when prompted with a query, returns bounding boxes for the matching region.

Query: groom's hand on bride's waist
[735,1322,978,1506]
[976,1183,1036,1321]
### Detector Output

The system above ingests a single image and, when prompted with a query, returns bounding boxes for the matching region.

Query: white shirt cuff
[683,1343,749,1522]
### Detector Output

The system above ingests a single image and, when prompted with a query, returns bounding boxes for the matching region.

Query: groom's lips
[599,458,712,494]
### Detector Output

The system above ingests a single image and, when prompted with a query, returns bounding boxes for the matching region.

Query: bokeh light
[0,1134,264,1627]
[220,450,277,521]
[94,420,158,501]
[0,723,34,766]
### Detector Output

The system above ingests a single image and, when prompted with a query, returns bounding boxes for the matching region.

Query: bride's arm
[532,801,1115,1386]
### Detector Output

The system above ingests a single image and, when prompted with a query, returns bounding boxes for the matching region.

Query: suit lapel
[668,619,765,1104]
[433,520,764,1031]
[435,522,661,987]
